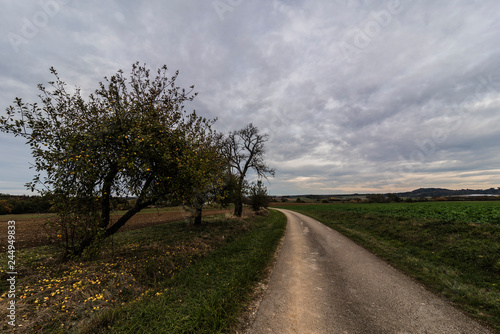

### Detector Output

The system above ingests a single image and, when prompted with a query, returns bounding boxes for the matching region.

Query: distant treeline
[396,187,500,198]
[0,194,136,215]
[0,194,53,215]
[278,187,500,204]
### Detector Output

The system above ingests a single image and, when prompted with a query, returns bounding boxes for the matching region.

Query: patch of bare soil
[0,208,231,251]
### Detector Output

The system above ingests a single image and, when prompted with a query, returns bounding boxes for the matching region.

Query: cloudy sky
[1,0,500,195]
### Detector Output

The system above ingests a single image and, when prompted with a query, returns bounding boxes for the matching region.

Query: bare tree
[222,123,275,217]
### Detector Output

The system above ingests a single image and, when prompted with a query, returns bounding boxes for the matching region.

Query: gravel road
[247,209,493,334]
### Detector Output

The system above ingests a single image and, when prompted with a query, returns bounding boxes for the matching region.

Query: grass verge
[1,210,286,333]
[283,203,500,333]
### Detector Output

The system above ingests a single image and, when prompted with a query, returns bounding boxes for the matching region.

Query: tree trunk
[104,175,155,237]
[193,195,204,225]
[100,163,119,229]
[234,196,243,217]
[194,207,202,225]
[234,180,244,217]
[71,200,152,257]
[104,200,152,237]
[73,176,156,257]
[72,234,98,258]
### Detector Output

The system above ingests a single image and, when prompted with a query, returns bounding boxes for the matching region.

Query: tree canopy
[0,62,219,256]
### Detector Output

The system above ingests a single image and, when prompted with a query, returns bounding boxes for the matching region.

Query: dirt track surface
[0,208,230,251]
[248,209,492,333]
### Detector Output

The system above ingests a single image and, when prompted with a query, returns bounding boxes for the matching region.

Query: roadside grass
[84,209,286,333]
[0,210,286,333]
[282,202,500,333]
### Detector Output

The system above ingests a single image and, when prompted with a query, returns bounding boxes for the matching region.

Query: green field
[281,201,500,332]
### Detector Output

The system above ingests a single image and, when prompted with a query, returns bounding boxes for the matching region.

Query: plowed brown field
[1,208,231,251]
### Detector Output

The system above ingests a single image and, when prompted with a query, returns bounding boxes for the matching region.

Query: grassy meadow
[281,201,500,332]
[1,210,286,333]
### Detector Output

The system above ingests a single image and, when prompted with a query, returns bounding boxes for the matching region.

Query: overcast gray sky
[1,0,500,195]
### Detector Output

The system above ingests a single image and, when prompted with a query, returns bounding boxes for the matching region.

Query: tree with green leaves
[248,179,270,211]
[221,123,275,217]
[176,134,227,225]
[0,62,218,257]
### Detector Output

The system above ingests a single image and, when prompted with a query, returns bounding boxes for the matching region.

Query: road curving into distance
[247,208,493,334]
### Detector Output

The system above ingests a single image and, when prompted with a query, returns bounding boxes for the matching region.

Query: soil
[0,208,231,252]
